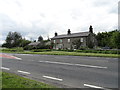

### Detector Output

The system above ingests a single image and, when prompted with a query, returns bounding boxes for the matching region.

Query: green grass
[2,71,54,88]
[0,72,2,89]
[1,49,119,58]
[24,51,119,58]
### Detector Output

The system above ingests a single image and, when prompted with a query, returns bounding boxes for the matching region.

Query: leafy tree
[110,31,120,49]
[38,36,43,42]
[96,32,110,47]
[96,30,120,49]
[19,39,31,47]
[72,39,81,49]
[34,40,36,42]
[5,32,22,48]
[2,43,8,47]
[88,40,94,49]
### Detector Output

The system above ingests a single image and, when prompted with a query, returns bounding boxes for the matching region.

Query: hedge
[75,49,120,54]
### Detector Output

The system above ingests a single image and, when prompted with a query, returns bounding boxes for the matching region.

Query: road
[1,53,119,89]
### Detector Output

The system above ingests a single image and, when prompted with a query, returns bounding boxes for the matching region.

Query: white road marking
[11,56,22,60]
[105,58,118,60]
[15,57,22,60]
[84,84,104,89]
[1,67,10,70]
[3,54,22,60]
[43,75,63,81]
[18,54,33,56]
[17,70,30,74]
[39,61,107,69]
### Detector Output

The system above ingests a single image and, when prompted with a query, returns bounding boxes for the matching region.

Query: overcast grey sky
[0,0,119,44]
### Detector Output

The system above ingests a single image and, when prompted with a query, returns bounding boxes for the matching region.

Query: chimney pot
[68,29,71,35]
[89,25,93,33]
[55,32,58,36]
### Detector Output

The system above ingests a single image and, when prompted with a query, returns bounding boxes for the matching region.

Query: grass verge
[1,50,119,58]
[2,71,54,88]
[24,51,119,58]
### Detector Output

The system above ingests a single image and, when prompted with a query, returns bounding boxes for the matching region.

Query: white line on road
[43,75,63,81]
[1,67,10,70]
[84,84,104,89]
[39,61,107,69]
[106,58,118,60]
[4,54,22,60]
[18,54,33,56]
[15,57,22,60]
[17,70,31,74]
[11,56,22,60]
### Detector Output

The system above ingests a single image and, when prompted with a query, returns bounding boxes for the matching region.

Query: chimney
[89,25,93,33]
[67,29,71,35]
[55,32,58,36]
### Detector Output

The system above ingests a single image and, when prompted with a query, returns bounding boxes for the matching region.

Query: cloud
[0,0,118,44]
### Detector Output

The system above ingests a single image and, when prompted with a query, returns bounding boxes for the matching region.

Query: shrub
[74,49,119,54]
[2,47,24,52]
[75,50,83,52]
[31,49,51,52]
[79,46,88,50]
[23,45,33,50]
[67,49,74,52]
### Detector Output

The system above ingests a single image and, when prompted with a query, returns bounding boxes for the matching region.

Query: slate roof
[28,42,41,46]
[51,32,90,39]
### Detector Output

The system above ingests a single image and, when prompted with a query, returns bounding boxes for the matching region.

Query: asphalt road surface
[1,53,119,89]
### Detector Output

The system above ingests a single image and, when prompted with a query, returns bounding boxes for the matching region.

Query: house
[51,25,97,50]
[28,42,41,47]
[28,41,51,49]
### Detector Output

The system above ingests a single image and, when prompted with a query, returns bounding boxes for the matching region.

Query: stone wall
[51,36,87,49]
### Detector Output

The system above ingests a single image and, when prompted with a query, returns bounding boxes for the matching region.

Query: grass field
[2,71,54,88]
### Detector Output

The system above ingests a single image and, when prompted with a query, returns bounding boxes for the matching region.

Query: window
[81,38,83,42]
[68,39,70,43]
[60,39,62,43]
[54,40,56,43]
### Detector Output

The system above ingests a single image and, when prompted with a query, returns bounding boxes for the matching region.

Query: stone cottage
[51,25,97,49]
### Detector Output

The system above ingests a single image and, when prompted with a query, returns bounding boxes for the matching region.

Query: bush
[74,49,119,54]
[2,47,24,52]
[67,49,74,52]
[53,49,74,52]
[23,45,33,50]
[79,46,88,50]
[75,50,83,52]
[31,49,51,52]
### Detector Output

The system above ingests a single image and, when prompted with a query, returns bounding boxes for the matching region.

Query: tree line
[2,29,120,49]
[2,32,50,49]
[96,29,120,49]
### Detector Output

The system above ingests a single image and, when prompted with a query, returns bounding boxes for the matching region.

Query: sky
[0,0,119,44]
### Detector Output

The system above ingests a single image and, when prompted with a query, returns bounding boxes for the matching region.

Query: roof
[28,42,41,46]
[51,32,90,39]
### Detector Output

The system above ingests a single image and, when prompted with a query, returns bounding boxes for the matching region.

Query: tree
[72,39,81,49]
[110,31,120,49]
[96,29,120,49]
[19,39,31,47]
[5,32,22,48]
[96,32,110,47]
[38,36,43,42]
[88,40,94,49]
[34,40,36,42]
